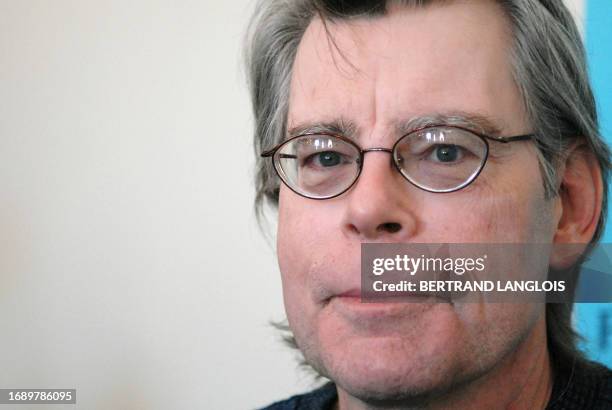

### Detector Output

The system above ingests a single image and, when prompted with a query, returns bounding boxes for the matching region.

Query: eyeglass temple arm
[493,134,535,143]
[261,149,297,159]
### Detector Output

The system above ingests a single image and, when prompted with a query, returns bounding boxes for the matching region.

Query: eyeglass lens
[273,127,488,198]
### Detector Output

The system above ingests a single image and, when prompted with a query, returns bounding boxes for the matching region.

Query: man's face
[278,0,558,401]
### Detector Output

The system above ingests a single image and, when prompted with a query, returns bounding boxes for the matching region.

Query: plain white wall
[0,0,585,409]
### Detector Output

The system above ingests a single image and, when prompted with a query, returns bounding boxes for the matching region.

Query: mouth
[325,295,450,327]
[333,288,453,304]
[325,288,451,321]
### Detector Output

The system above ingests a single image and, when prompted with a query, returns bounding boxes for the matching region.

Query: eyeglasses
[261,125,534,200]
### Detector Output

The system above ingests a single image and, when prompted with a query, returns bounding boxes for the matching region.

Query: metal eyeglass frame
[261,125,534,200]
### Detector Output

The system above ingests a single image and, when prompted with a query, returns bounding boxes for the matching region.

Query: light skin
[275,1,603,409]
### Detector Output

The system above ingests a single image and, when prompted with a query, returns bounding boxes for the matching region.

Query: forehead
[288,0,528,137]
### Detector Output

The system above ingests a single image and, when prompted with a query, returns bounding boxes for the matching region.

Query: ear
[550,145,603,269]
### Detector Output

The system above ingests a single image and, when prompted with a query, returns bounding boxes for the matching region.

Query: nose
[341,150,419,241]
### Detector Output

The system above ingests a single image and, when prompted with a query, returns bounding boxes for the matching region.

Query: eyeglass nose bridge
[361,147,393,154]
[356,147,394,165]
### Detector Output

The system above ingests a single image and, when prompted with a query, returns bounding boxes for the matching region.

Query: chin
[309,331,473,404]
[326,350,468,406]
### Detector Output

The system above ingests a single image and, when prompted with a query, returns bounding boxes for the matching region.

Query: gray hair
[245,0,611,372]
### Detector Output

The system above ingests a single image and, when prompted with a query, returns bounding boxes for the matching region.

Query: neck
[336,315,553,410]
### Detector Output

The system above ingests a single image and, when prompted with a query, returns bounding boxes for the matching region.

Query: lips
[330,287,452,304]
[335,289,361,298]
[309,259,458,306]
[326,292,449,326]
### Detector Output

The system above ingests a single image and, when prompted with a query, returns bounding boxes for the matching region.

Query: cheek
[277,191,305,293]
[276,188,330,320]
[277,186,346,267]
[425,165,555,243]
[277,189,322,276]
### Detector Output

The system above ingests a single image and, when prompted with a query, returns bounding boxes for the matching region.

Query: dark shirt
[260,360,612,410]
[546,360,612,410]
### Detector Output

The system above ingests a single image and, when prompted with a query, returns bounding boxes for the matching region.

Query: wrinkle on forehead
[298,0,513,78]
[289,0,527,142]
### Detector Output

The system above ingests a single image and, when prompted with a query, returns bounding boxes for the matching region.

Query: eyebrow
[288,118,359,139]
[287,111,505,141]
[396,112,504,137]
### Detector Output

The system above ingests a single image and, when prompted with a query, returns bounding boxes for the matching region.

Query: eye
[430,144,462,163]
[304,151,343,168]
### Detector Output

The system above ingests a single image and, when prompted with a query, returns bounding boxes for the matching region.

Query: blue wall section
[575,0,612,368]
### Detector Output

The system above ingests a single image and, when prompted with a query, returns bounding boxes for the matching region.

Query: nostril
[347,224,360,235]
[378,222,402,233]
